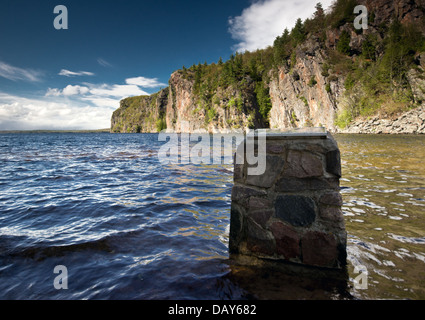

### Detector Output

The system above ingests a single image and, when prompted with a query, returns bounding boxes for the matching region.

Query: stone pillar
[230,129,347,269]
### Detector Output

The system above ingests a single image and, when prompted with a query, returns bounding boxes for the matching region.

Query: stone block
[248,197,272,209]
[285,150,324,178]
[246,155,285,188]
[319,206,344,223]
[275,178,306,192]
[248,197,273,228]
[319,192,343,206]
[269,221,300,260]
[301,231,338,268]
[266,144,284,154]
[246,218,275,256]
[231,185,267,207]
[251,210,273,229]
[275,195,316,227]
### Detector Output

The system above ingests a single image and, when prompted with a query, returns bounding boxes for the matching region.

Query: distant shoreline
[0,129,111,134]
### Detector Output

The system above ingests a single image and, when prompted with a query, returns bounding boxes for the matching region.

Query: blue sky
[0,0,333,130]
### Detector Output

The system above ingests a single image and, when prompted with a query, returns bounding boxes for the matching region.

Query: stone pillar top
[247,127,328,140]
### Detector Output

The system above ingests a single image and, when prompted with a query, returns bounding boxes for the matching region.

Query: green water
[336,134,425,299]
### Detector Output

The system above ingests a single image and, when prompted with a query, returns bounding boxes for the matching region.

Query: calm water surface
[0,133,423,300]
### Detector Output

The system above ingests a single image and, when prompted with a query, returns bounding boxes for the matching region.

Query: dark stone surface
[229,205,243,253]
[248,197,272,209]
[275,178,306,192]
[326,149,341,177]
[276,178,339,192]
[275,195,316,227]
[269,221,300,260]
[301,231,338,268]
[251,210,273,228]
[234,164,245,183]
[308,178,339,190]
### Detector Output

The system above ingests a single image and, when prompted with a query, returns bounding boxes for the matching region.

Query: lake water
[0,133,424,300]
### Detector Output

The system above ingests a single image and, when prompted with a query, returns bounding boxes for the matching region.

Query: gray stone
[246,218,275,256]
[231,185,267,207]
[248,197,272,209]
[275,195,316,227]
[320,192,343,206]
[246,155,285,188]
[319,206,344,223]
[285,150,324,178]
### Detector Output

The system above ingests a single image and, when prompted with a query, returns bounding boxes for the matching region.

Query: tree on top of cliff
[328,0,358,28]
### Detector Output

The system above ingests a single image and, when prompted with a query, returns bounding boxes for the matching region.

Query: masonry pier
[230,128,347,269]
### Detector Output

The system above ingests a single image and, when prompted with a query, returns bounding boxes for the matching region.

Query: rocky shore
[337,105,425,134]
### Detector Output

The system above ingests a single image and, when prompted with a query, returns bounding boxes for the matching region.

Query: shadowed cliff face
[111,0,425,134]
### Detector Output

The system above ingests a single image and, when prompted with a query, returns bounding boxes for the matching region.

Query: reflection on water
[336,134,425,299]
[0,133,424,300]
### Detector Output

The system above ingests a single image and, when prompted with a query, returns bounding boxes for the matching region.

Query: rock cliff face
[268,40,343,132]
[164,71,265,133]
[112,71,266,133]
[111,0,425,134]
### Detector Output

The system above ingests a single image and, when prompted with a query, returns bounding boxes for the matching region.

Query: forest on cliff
[111,0,425,133]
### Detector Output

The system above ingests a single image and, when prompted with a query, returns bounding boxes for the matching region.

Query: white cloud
[0,93,112,130]
[45,88,62,97]
[4,74,166,130]
[58,69,95,77]
[125,76,167,88]
[229,0,334,52]
[88,84,149,98]
[0,61,43,82]
[46,83,149,99]
[81,96,121,109]
[62,85,90,96]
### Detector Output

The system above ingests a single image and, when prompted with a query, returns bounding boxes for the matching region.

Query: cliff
[111,89,168,133]
[111,0,425,134]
